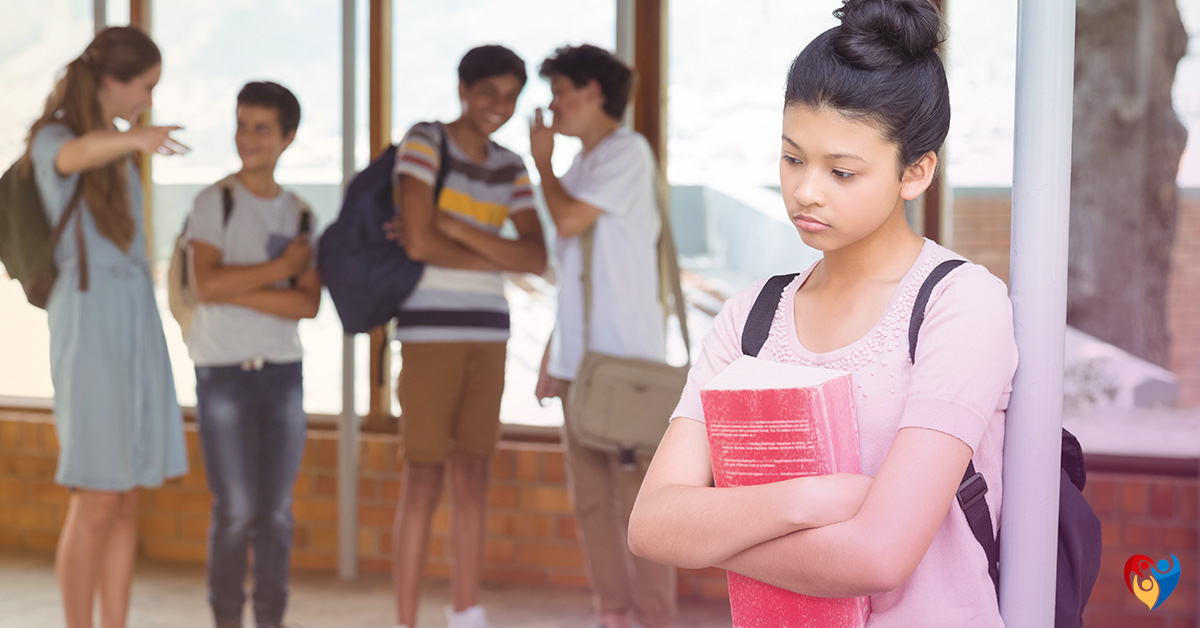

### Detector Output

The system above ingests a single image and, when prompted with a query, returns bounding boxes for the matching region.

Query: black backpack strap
[432,126,452,206]
[908,259,967,363]
[907,258,1000,594]
[221,185,234,226]
[741,273,799,356]
[960,460,1001,594]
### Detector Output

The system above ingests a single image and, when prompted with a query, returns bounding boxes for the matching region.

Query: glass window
[391,0,616,427]
[0,4,94,402]
[1175,0,1200,187]
[944,3,1017,188]
[668,1,837,190]
[151,0,346,415]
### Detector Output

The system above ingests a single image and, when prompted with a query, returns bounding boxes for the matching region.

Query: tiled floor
[0,551,733,628]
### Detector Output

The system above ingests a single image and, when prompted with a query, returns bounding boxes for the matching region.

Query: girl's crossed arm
[628,417,872,570]
[715,426,973,597]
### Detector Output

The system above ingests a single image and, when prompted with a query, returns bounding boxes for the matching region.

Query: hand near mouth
[529,107,555,165]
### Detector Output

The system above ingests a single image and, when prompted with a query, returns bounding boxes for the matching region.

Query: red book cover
[700,355,869,628]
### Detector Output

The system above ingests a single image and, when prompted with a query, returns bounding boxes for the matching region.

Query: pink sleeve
[671,280,767,423]
[898,264,1018,451]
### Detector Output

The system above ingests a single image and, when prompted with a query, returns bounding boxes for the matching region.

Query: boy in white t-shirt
[185,81,320,628]
[530,44,675,628]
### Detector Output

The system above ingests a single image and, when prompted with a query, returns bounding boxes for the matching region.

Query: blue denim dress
[32,124,187,491]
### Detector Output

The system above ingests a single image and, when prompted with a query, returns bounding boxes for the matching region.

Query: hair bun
[833,0,943,70]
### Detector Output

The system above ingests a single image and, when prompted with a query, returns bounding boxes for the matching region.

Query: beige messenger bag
[566,174,691,462]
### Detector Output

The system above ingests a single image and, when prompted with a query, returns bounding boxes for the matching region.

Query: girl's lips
[794,214,830,233]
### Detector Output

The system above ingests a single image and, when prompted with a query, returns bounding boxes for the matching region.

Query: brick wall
[1082,471,1199,627]
[949,190,1013,284]
[952,190,1200,407]
[5,409,1200,621]
[0,409,727,599]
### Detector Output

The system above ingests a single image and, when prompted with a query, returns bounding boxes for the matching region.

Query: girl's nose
[793,172,824,207]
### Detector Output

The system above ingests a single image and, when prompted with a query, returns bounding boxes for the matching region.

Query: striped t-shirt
[392,121,536,343]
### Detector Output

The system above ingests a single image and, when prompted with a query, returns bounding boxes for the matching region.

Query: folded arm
[628,417,873,570]
[398,175,499,270]
[190,239,308,303]
[223,267,321,320]
[715,427,973,596]
[438,210,547,275]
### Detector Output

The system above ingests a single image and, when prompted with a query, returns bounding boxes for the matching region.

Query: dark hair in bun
[785,0,950,170]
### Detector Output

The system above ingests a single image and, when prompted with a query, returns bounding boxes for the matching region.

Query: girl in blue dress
[25,26,188,628]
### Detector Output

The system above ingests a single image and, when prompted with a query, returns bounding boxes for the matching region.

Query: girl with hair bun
[629,1,1016,624]
[24,25,188,628]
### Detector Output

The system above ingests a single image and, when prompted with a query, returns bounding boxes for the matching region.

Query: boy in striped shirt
[389,45,547,628]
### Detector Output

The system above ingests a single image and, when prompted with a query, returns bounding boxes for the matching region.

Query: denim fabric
[195,362,306,628]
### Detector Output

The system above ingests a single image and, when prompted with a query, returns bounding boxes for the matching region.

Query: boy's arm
[224,267,321,320]
[437,210,547,274]
[397,175,500,270]
[190,237,310,302]
[532,160,602,239]
[627,417,872,570]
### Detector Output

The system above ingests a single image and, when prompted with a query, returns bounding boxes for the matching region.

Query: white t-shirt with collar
[548,127,666,380]
[184,177,314,367]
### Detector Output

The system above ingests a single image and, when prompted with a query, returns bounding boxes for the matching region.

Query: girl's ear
[900,151,938,201]
[458,81,468,103]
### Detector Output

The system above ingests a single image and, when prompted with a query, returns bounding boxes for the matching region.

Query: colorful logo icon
[1125,554,1182,610]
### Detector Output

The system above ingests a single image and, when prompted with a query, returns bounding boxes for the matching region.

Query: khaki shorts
[397,342,506,464]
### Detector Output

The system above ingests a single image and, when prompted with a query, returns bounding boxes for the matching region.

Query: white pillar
[1000,0,1076,624]
[615,0,635,65]
[94,0,106,33]
[337,0,361,581]
[615,0,635,127]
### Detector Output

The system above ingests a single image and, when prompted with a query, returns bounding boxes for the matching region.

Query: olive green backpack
[0,158,85,309]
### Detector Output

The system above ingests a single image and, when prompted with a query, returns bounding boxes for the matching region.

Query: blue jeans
[195,362,306,628]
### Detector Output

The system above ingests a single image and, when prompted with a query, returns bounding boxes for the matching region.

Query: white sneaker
[445,604,495,628]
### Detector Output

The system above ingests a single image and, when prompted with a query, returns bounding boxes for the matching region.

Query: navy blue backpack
[743,260,1102,628]
[318,131,449,334]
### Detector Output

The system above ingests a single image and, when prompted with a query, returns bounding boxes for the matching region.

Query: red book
[701,355,869,628]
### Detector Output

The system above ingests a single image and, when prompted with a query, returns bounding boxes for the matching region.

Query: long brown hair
[24,26,161,253]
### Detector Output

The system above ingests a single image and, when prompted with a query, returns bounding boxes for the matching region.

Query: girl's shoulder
[30,123,75,155]
[919,246,1014,333]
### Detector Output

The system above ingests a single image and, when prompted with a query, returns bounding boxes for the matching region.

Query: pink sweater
[673,240,1017,627]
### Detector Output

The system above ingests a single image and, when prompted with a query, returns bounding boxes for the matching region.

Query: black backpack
[0,158,85,309]
[317,129,450,334]
[742,259,1102,627]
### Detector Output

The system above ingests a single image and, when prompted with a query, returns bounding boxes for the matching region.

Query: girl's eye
[782,155,802,165]
[832,169,854,179]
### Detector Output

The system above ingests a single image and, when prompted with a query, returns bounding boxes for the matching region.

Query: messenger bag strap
[655,170,691,362]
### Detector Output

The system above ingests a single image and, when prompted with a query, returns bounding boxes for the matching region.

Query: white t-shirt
[184,177,314,366]
[548,127,666,380]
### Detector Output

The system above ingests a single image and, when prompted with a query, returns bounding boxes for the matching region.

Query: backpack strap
[908,259,967,363]
[50,185,87,291]
[908,258,1000,595]
[221,185,234,226]
[433,125,452,206]
[741,273,799,356]
[181,181,236,291]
